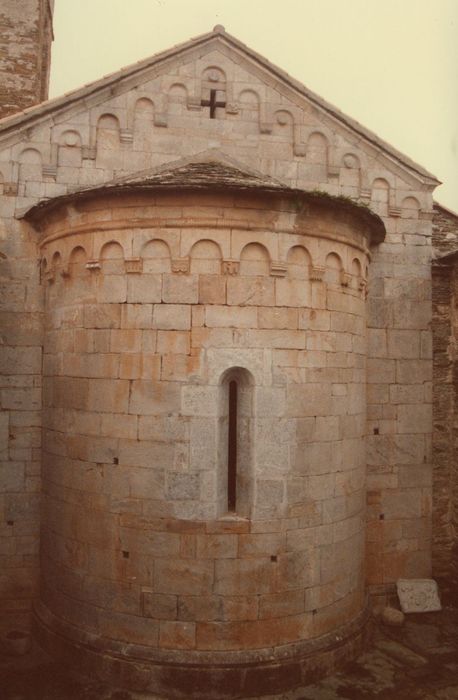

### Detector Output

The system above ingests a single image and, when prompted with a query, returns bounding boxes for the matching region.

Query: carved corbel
[82,145,97,160]
[125,257,143,274]
[86,259,101,271]
[310,265,325,281]
[42,164,57,179]
[120,129,133,145]
[42,143,59,179]
[172,258,189,274]
[222,259,239,275]
[327,164,340,179]
[3,183,18,196]
[270,261,288,277]
[340,271,352,287]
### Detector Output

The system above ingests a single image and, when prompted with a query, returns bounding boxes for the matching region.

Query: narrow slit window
[228,380,238,511]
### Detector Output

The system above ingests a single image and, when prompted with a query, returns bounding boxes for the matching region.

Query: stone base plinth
[33,601,371,699]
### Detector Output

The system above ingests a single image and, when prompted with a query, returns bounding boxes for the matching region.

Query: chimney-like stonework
[0,0,54,119]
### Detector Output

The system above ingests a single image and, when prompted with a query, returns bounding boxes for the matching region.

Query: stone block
[243,329,305,349]
[159,620,196,649]
[191,327,234,349]
[238,533,284,558]
[154,559,214,596]
[199,275,226,304]
[157,331,190,355]
[254,480,285,517]
[275,279,311,307]
[178,594,223,621]
[258,307,298,329]
[387,330,421,359]
[181,386,218,416]
[127,274,162,303]
[153,304,191,330]
[396,579,441,613]
[97,275,127,303]
[393,300,431,330]
[2,387,41,411]
[214,558,272,595]
[397,404,432,434]
[142,590,178,620]
[120,303,153,329]
[258,589,305,619]
[129,380,181,415]
[0,463,25,492]
[298,309,331,331]
[119,353,161,380]
[100,413,138,440]
[368,298,393,328]
[87,378,129,413]
[222,595,259,621]
[367,359,396,384]
[110,329,142,353]
[98,609,159,647]
[382,489,423,520]
[396,360,432,384]
[84,304,121,329]
[0,346,42,375]
[205,305,257,328]
[286,383,332,417]
[120,527,179,559]
[226,277,275,306]
[389,384,424,404]
[138,415,189,442]
[196,534,238,559]
[368,329,387,357]
[166,472,200,500]
[398,464,432,488]
[162,274,198,304]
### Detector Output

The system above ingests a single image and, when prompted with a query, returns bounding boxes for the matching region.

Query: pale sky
[49,0,458,212]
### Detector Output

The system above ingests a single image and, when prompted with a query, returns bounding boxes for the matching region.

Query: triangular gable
[0,26,439,187]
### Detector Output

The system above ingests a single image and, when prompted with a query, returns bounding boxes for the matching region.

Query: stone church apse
[0,11,442,699]
[29,171,384,696]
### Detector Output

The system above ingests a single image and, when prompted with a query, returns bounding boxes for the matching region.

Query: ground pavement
[2,608,458,699]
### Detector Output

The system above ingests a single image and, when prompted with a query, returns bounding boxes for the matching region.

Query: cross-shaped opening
[201,89,226,119]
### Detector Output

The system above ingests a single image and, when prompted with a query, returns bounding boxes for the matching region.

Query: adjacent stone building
[0,7,456,698]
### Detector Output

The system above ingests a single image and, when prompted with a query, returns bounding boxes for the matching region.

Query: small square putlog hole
[122,550,130,559]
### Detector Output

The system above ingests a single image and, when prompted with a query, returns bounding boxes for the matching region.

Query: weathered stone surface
[0,13,444,699]
[0,0,53,119]
[431,205,458,603]
[397,578,442,613]
[381,606,405,627]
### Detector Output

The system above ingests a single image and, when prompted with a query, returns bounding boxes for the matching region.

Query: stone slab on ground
[397,578,442,613]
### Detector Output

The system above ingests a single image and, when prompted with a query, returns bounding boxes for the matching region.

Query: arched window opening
[218,367,254,518]
[228,380,238,512]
